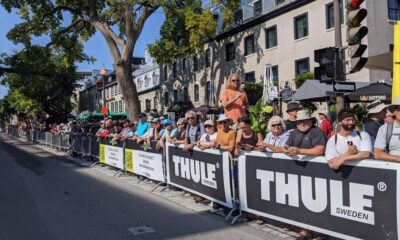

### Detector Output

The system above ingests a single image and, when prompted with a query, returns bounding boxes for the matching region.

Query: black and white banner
[125,140,164,182]
[238,152,399,240]
[166,143,233,208]
[99,140,125,170]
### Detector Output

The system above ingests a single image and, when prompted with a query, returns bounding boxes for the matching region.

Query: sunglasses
[219,121,229,124]
[271,123,282,127]
[205,125,213,128]
[232,80,240,83]
[187,117,195,120]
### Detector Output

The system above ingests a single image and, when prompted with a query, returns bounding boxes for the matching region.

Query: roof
[291,80,369,101]
[133,65,159,77]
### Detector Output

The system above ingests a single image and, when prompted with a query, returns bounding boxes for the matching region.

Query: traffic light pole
[334,0,345,112]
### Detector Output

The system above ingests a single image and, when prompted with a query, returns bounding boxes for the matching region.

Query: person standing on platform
[219,73,249,124]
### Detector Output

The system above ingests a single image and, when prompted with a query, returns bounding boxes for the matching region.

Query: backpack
[385,123,394,151]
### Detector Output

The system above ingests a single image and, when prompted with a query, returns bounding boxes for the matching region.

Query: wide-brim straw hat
[216,114,231,122]
[318,110,329,117]
[367,100,387,115]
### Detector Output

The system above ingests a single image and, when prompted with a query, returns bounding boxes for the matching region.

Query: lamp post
[100,67,107,116]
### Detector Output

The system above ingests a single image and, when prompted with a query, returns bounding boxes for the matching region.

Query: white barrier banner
[134,150,164,182]
[100,143,124,170]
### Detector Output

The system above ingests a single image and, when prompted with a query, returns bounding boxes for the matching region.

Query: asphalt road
[0,134,278,240]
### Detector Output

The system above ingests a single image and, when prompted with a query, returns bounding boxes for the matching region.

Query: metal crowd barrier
[4,130,399,240]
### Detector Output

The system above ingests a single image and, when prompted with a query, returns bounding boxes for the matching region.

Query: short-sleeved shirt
[364,119,384,145]
[263,130,290,152]
[135,121,150,137]
[219,88,248,123]
[286,126,327,149]
[216,129,236,147]
[200,132,217,142]
[325,131,372,161]
[374,122,400,156]
[186,123,205,144]
[161,128,178,140]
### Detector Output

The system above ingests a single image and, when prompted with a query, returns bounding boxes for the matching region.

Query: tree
[1,0,239,120]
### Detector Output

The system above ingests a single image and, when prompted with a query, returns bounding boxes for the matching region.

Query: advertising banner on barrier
[238,152,399,240]
[125,141,164,182]
[166,143,233,208]
[99,140,124,170]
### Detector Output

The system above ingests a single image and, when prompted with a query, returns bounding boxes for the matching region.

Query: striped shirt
[263,130,290,152]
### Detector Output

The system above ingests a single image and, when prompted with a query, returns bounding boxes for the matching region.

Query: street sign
[280,88,293,102]
[101,107,108,115]
[333,81,356,92]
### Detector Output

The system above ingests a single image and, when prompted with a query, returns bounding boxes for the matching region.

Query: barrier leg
[151,182,168,192]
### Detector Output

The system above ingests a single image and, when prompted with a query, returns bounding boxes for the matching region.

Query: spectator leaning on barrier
[374,98,400,161]
[214,114,236,153]
[219,73,249,124]
[183,111,205,151]
[197,119,217,150]
[96,121,110,138]
[158,119,177,150]
[284,110,326,156]
[326,109,372,170]
[113,119,131,141]
[285,101,302,131]
[318,111,333,138]
[133,112,150,142]
[364,100,387,146]
[171,118,187,144]
[261,116,290,153]
[234,116,263,156]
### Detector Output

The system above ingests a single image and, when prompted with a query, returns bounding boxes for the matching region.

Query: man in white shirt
[326,109,372,170]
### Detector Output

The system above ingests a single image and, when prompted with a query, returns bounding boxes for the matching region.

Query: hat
[286,101,302,113]
[388,96,400,112]
[217,114,231,122]
[138,112,147,118]
[367,100,387,115]
[318,111,329,117]
[151,118,159,123]
[159,116,165,121]
[295,110,315,122]
[162,119,172,126]
[338,109,355,122]
[147,116,154,122]
[204,120,214,126]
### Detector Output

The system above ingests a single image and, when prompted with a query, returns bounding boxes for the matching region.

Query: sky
[0,6,165,99]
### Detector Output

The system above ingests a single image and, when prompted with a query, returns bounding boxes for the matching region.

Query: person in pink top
[219,73,249,123]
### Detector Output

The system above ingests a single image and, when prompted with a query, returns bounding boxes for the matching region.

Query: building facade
[160,0,394,112]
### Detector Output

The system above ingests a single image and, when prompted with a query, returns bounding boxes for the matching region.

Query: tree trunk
[115,59,140,121]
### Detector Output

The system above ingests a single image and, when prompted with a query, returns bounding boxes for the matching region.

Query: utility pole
[334,0,345,112]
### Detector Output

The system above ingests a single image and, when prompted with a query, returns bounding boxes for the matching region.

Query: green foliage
[248,100,273,135]
[294,72,314,89]
[353,103,368,129]
[300,100,318,114]
[243,82,263,105]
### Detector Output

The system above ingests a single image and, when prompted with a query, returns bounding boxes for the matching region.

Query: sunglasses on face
[205,125,213,128]
[187,117,195,120]
[271,123,282,127]
[232,80,240,83]
[220,121,229,124]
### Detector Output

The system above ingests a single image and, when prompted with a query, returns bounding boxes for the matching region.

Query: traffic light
[346,0,368,73]
[314,47,336,83]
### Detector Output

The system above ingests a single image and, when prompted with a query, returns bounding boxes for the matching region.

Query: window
[271,65,279,87]
[244,35,255,55]
[326,1,343,29]
[182,58,187,72]
[276,0,285,5]
[174,89,178,103]
[388,0,400,21]
[106,102,109,110]
[294,13,308,39]
[164,92,169,106]
[254,0,262,16]
[105,87,109,98]
[163,66,168,81]
[111,102,114,113]
[145,75,150,87]
[245,72,256,83]
[205,49,211,68]
[295,57,310,75]
[193,56,199,72]
[205,81,211,102]
[225,43,235,62]
[153,72,159,85]
[183,87,189,102]
[194,84,199,102]
[173,62,177,78]
[154,96,158,110]
[145,99,151,112]
[265,25,278,49]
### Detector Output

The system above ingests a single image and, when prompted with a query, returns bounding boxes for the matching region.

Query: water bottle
[143,141,148,151]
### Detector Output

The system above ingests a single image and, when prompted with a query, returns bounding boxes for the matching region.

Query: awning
[346,83,392,103]
[291,80,369,101]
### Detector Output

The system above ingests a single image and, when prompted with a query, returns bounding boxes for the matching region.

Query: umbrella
[346,83,392,103]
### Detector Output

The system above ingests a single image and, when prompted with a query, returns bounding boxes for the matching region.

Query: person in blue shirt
[132,112,150,143]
